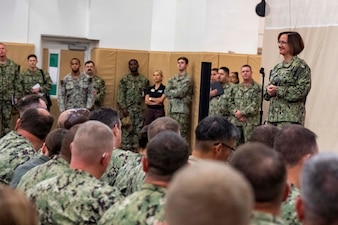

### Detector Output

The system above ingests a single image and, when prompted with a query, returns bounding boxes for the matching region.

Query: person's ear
[282,183,290,202]
[41,143,49,156]
[15,118,22,130]
[101,152,112,167]
[296,196,305,222]
[142,156,149,173]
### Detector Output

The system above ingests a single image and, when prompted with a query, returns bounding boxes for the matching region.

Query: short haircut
[211,68,218,72]
[147,117,180,140]
[17,94,46,117]
[58,108,91,129]
[27,54,37,60]
[146,130,189,177]
[231,142,286,204]
[241,64,252,71]
[59,124,81,162]
[278,31,304,56]
[128,59,138,65]
[195,116,240,152]
[166,161,253,225]
[177,57,188,64]
[45,128,68,158]
[301,153,338,225]
[0,185,39,225]
[70,58,80,64]
[219,66,230,74]
[153,69,163,77]
[274,124,317,167]
[89,107,120,129]
[19,108,54,141]
[249,124,280,148]
[72,121,114,162]
[138,125,148,149]
[84,60,95,66]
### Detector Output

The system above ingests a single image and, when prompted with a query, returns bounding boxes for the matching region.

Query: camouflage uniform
[209,82,234,117]
[264,56,311,126]
[17,156,70,193]
[0,59,22,136]
[0,131,36,185]
[252,211,285,225]
[117,74,149,151]
[230,80,261,143]
[90,74,106,108]
[281,184,301,225]
[99,183,166,225]
[26,169,123,225]
[101,149,137,186]
[165,73,193,139]
[113,152,145,196]
[58,73,94,112]
[21,68,52,106]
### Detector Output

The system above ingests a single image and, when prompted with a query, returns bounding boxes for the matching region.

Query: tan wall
[4,43,261,147]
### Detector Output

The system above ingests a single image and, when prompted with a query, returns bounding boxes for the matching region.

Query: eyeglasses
[277,40,288,45]
[214,142,236,152]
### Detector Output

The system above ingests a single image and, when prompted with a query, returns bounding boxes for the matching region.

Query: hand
[210,89,218,98]
[122,108,129,117]
[93,90,97,96]
[235,110,243,119]
[238,116,247,122]
[32,87,40,94]
[267,85,277,96]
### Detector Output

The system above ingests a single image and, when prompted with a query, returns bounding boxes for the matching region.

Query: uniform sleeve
[276,65,311,102]
[165,76,192,99]
[14,64,23,99]
[117,77,127,109]
[86,79,94,110]
[242,84,261,116]
[95,78,106,105]
[40,71,53,93]
[58,80,66,112]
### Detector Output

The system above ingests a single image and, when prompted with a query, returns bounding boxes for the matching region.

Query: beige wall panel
[91,48,117,108]
[4,42,34,72]
[59,50,85,80]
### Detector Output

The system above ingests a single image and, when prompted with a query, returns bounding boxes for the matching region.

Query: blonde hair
[153,70,163,77]
[0,185,39,225]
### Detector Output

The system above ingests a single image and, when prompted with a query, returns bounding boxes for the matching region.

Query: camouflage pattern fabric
[91,74,106,108]
[117,73,149,151]
[252,211,285,225]
[113,152,145,196]
[99,183,166,225]
[57,73,94,112]
[17,156,70,193]
[264,56,311,125]
[21,68,52,104]
[230,80,261,143]
[0,59,22,136]
[209,82,234,117]
[26,169,123,225]
[165,73,193,139]
[281,184,301,225]
[101,149,137,186]
[0,131,36,185]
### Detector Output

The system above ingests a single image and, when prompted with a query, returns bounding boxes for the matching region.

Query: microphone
[259,67,265,76]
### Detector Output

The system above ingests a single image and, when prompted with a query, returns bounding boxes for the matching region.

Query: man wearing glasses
[189,116,240,163]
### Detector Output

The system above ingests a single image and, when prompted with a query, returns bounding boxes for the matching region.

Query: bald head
[57,108,91,129]
[166,161,253,225]
[147,117,180,140]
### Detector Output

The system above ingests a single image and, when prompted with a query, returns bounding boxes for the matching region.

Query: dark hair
[195,116,240,152]
[211,68,218,72]
[70,58,80,64]
[45,128,68,158]
[27,54,37,60]
[219,66,230,74]
[59,124,81,162]
[138,125,149,149]
[177,57,189,64]
[301,153,338,225]
[84,60,95,66]
[19,108,54,141]
[274,124,317,167]
[17,94,46,117]
[146,130,189,177]
[128,59,138,65]
[278,31,304,56]
[231,142,286,204]
[249,125,280,148]
[241,64,252,71]
[64,108,91,130]
[148,117,180,140]
[89,107,120,129]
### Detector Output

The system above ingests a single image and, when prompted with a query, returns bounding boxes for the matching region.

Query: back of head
[89,107,120,129]
[249,124,280,148]
[231,142,286,205]
[19,108,54,141]
[301,153,338,225]
[146,131,189,178]
[147,117,180,140]
[57,108,91,129]
[18,94,47,117]
[0,185,39,225]
[71,121,114,163]
[274,124,318,167]
[44,128,68,158]
[59,124,81,162]
[195,116,240,151]
[138,125,149,150]
[166,161,253,225]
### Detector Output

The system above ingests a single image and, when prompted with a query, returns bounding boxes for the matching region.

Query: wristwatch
[149,97,152,101]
